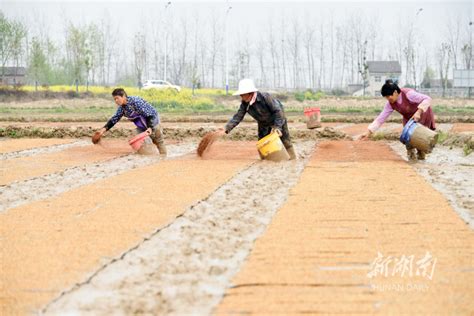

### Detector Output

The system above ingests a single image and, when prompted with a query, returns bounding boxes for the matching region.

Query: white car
[142,80,181,92]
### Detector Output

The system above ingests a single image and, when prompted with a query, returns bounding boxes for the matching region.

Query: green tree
[65,24,88,84]
[28,37,49,84]
[420,66,436,88]
[87,23,104,85]
[0,11,27,81]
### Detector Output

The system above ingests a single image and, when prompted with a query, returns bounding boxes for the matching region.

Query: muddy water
[0,142,197,212]
[43,141,316,315]
[389,142,474,228]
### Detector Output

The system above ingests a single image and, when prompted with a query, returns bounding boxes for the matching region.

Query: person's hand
[271,127,282,137]
[412,109,422,122]
[359,130,372,141]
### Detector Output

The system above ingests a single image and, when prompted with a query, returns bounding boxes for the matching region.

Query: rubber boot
[286,146,297,160]
[151,125,167,157]
[417,150,426,160]
[157,141,167,157]
[407,148,417,161]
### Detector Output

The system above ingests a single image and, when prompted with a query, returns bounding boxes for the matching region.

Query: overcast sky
[2,0,472,48]
[1,0,472,87]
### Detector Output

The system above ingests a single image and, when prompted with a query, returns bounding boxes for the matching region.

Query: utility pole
[225,3,232,95]
[164,1,171,81]
[413,8,423,89]
[469,21,473,98]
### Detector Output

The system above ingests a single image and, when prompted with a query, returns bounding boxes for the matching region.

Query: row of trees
[1,8,472,91]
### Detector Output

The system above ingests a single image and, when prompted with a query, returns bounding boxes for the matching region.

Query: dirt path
[215,141,474,315]
[0,146,255,315]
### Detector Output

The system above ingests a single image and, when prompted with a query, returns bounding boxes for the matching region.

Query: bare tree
[242,33,251,79]
[437,42,452,97]
[318,20,325,89]
[266,19,279,88]
[303,23,315,89]
[104,15,118,85]
[328,13,335,89]
[149,11,163,81]
[367,17,380,61]
[279,19,287,89]
[336,26,348,88]
[133,32,147,87]
[256,36,267,88]
[288,17,301,89]
[346,18,358,84]
[199,30,208,87]
[209,12,222,87]
[345,15,370,92]
[191,12,201,90]
[446,14,462,70]
[168,15,189,85]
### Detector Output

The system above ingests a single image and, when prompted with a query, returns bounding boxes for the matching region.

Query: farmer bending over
[219,78,296,160]
[360,80,435,161]
[95,88,167,156]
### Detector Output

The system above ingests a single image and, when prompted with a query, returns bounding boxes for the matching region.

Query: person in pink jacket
[361,80,436,161]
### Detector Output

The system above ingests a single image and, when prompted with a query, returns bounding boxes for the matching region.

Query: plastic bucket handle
[400,119,417,145]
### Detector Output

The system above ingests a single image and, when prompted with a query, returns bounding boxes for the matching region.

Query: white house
[353,61,402,97]
[0,67,27,85]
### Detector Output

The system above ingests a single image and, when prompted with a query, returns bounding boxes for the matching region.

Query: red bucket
[304,107,320,117]
[129,130,151,151]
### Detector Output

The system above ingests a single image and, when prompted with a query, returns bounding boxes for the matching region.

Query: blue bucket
[400,119,417,145]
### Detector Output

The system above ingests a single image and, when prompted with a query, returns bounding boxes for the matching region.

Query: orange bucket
[129,130,151,151]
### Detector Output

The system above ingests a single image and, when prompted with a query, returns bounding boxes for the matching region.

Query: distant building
[421,78,453,89]
[353,61,402,97]
[0,67,27,85]
[347,84,364,95]
[419,73,469,97]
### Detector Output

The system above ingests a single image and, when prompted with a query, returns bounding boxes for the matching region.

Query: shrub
[329,89,348,96]
[294,89,325,102]
[294,91,306,102]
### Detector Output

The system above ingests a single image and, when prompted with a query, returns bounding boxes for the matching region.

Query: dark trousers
[257,120,293,150]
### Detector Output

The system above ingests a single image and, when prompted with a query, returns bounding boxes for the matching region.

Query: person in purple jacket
[360,80,435,161]
[94,88,167,156]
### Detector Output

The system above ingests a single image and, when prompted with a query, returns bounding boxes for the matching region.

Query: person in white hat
[218,78,296,159]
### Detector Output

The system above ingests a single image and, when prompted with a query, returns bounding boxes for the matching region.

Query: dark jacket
[225,91,286,133]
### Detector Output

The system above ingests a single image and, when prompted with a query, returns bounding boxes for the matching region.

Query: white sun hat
[233,78,258,96]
